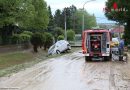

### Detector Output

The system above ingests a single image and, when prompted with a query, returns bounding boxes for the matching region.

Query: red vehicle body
[82,29,111,61]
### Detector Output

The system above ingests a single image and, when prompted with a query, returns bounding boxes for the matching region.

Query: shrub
[30,33,45,52]
[44,32,53,50]
[20,33,31,43]
[0,36,2,45]
[53,27,64,41]
[22,31,33,36]
[11,34,21,44]
[67,29,75,41]
[58,35,64,40]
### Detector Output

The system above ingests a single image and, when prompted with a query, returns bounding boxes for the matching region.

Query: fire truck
[82,29,111,61]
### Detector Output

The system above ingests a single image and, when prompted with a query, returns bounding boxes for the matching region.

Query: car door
[56,41,62,51]
[59,41,64,51]
[58,41,65,51]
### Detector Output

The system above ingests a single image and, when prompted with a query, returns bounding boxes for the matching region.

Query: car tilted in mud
[48,40,71,55]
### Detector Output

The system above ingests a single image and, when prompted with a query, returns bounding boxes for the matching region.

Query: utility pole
[64,8,67,40]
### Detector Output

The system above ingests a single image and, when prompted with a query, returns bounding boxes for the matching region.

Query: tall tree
[105,0,130,45]
[61,5,77,30]
[0,0,49,44]
[53,5,97,34]
[0,0,35,28]
[32,0,49,30]
[47,6,54,32]
[74,9,97,34]
[0,0,33,44]
[54,5,77,30]
[54,9,62,27]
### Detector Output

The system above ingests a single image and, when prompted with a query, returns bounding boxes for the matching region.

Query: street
[0,50,130,90]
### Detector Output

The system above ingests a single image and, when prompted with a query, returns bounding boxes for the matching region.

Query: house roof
[110,26,124,33]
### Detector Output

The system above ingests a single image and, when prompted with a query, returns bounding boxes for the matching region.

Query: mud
[0,51,130,90]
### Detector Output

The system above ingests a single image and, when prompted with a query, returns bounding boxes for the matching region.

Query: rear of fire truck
[82,29,111,61]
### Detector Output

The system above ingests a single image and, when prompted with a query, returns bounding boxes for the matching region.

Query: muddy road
[0,51,130,90]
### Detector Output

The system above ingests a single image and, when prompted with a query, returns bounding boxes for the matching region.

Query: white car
[48,40,71,55]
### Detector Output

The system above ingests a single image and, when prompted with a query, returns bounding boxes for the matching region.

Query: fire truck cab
[82,29,111,61]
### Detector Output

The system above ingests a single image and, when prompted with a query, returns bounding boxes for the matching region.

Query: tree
[31,0,49,30]
[47,6,54,32]
[58,35,64,40]
[53,5,97,34]
[0,0,24,44]
[54,5,77,30]
[0,0,49,44]
[67,29,75,41]
[0,0,36,28]
[105,0,129,23]
[74,9,97,33]
[105,0,130,45]
[54,9,62,27]
[30,33,45,52]
[53,27,64,41]
[44,32,53,50]
[60,5,77,30]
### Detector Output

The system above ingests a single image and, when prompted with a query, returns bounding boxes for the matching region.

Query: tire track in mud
[0,51,130,90]
[109,53,130,90]
[109,62,116,90]
[81,61,111,90]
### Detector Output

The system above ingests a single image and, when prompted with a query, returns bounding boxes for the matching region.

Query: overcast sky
[45,0,115,23]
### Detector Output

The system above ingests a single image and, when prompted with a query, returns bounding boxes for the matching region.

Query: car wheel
[56,50,61,54]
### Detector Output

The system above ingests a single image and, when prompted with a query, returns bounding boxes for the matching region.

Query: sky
[45,0,116,23]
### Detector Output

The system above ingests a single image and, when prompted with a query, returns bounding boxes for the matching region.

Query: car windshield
[50,44,55,50]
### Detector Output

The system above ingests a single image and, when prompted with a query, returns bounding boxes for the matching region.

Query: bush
[11,34,21,44]
[20,33,31,43]
[53,27,64,41]
[67,29,75,41]
[22,31,33,36]
[44,32,53,50]
[58,35,64,40]
[0,36,2,45]
[30,33,45,52]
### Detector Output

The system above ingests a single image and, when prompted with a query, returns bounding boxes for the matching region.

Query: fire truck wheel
[85,56,91,62]
[104,56,110,61]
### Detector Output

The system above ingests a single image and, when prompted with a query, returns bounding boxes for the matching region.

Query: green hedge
[20,33,31,43]
[11,34,21,44]
[22,31,33,36]
[58,35,64,40]
[0,36,2,45]
[67,29,75,41]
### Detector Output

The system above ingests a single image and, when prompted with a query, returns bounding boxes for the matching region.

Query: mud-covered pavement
[0,51,130,90]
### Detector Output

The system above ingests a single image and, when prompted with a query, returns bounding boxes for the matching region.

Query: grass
[0,47,81,77]
[0,52,34,69]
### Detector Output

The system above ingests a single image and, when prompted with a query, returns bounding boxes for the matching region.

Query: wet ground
[0,51,130,90]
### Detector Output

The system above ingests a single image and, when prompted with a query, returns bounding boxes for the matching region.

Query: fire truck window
[91,36,101,41]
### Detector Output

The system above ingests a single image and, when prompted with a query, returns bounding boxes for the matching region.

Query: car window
[50,45,55,50]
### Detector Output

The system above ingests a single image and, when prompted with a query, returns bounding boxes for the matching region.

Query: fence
[0,44,31,53]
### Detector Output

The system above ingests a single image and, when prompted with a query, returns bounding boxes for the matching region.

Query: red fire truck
[82,29,111,61]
